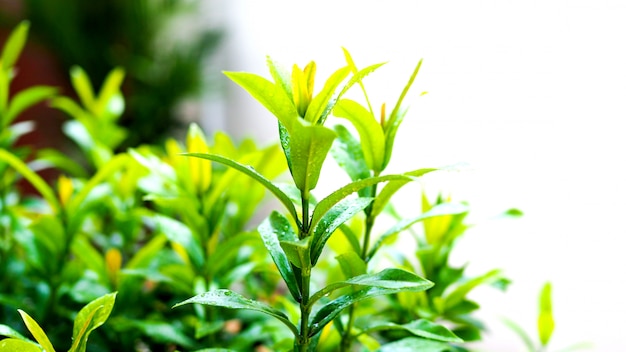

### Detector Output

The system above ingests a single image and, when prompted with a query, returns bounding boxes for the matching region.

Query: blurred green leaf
[377,337,458,352]
[70,66,96,111]
[538,282,555,347]
[336,251,367,279]
[4,86,57,127]
[363,319,462,343]
[1,20,29,71]
[0,338,42,352]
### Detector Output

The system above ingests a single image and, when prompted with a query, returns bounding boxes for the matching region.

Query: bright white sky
[201,1,626,350]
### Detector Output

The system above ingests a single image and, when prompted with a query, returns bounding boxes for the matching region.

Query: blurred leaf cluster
[0,0,221,147]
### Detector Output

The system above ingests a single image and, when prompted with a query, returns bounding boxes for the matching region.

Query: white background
[197,1,626,350]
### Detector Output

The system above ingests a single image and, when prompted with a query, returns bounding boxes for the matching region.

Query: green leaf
[70,236,107,280]
[384,59,423,169]
[538,282,555,347]
[184,153,299,225]
[280,236,311,269]
[371,168,437,217]
[331,124,371,185]
[310,174,412,236]
[336,251,367,279]
[444,269,503,310]
[173,289,298,336]
[287,120,336,192]
[309,270,433,335]
[4,86,57,127]
[266,56,293,101]
[0,338,42,352]
[17,310,56,352]
[94,67,125,118]
[362,319,463,343]
[0,149,60,214]
[1,20,29,70]
[377,337,458,352]
[310,197,373,265]
[224,71,298,129]
[36,148,88,178]
[0,325,29,340]
[258,211,301,301]
[115,319,197,348]
[304,66,350,124]
[69,292,117,352]
[369,202,469,260]
[334,99,385,172]
[69,66,96,111]
[153,214,204,269]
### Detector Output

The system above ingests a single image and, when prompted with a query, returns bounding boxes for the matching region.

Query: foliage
[0,20,586,352]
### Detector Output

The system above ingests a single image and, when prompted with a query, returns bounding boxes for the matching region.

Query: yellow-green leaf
[17,310,56,352]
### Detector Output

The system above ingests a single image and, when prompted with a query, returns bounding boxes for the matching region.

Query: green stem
[296,267,312,351]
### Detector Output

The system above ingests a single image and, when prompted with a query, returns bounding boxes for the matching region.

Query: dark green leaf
[173,289,298,336]
[331,124,371,188]
[377,337,458,352]
[258,212,301,301]
[310,197,373,265]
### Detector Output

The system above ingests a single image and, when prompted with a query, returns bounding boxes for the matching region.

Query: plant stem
[296,266,312,351]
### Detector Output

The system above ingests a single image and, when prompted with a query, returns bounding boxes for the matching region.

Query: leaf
[0,338,42,352]
[384,59,423,169]
[501,317,536,352]
[4,86,57,127]
[1,20,29,70]
[538,282,555,347]
[304,66,350,124]
[363,319,463,343]
[280,236,311,269]
[310,197,373,265]
[17,310,56,352]
[115,319,197,348]
[377,337,458,352]
[36,148,88,178]
[70,66,96,111]
[331,124,371,186]
[309,270,433,335]
[94,67,125,118]
[184,153,299,225]
[336,251,367,279]
[287,120,336,192]
[223,71,298,129]
[266,56,293,101]
[173,289,298,336]
[0,325,29,340]
[333,99,385,172]
[310,174,412,236]
[153,214,204,269]
[0,149,60,214]
[341,48,387,114]
[69,292,117,352]
[258,212,301,301]
[444,269,503,310]
[186,123,212,194]
[369,202,469,260]
[371,168,438,218]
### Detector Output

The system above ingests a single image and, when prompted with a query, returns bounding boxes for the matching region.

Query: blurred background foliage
[0,0,222,149]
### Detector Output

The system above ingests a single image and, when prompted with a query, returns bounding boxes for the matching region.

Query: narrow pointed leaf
[70,66,96,111]
[1,20,29,70]
[310,174,411,234]
[304,66,350,124]
[280,236,311,269]
[501,318,536,352]
[94,67,125,118]
[224,71,298,128]
[173,289,298,336]
[0,149,60,214]
[371,168,438,217]
[362,319,463,343]
[310,197,373,265]
[369,202,469,259]
[444,269,503,310]
[331,124,371,186]
[153,215,204,269]
[17,310,56,352]
[4,86,57,127]
[341,47,387,114]
[184,153,299,224]
[336,251,367,279]
[333,99,385,172]
[310,270,433,335]
[267,56,293,100]
[258,212,301,301]
[378,337,458,352]
[538,282,555,347]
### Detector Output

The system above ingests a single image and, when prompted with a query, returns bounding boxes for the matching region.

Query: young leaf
[17,310,56,352]
[370,168,438,217]
[287,121,336,192]
[336,251,367,279]
[184,153,299,225]
[4,86,57,127]
[331,124,371,185]
[280,236,311,269]
[267,56,293,101]
[304,65,350,124]
[94,67,125,118]
[69,292,117,352]
[538,282,555,347]
[258,211,301,301]
[361,319,463,343]
[0,149,60,214]
[310,197,374,265]
[444,269,503,310]
[333,99,385,172]
[501,317,536,352]
[70,66,96,111]
[173,289,298,336]
[223,71,298,129]
[153,214,204,269]
[1,20,29,71]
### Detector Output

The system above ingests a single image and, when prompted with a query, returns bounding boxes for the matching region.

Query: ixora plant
[172,49,487,351]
